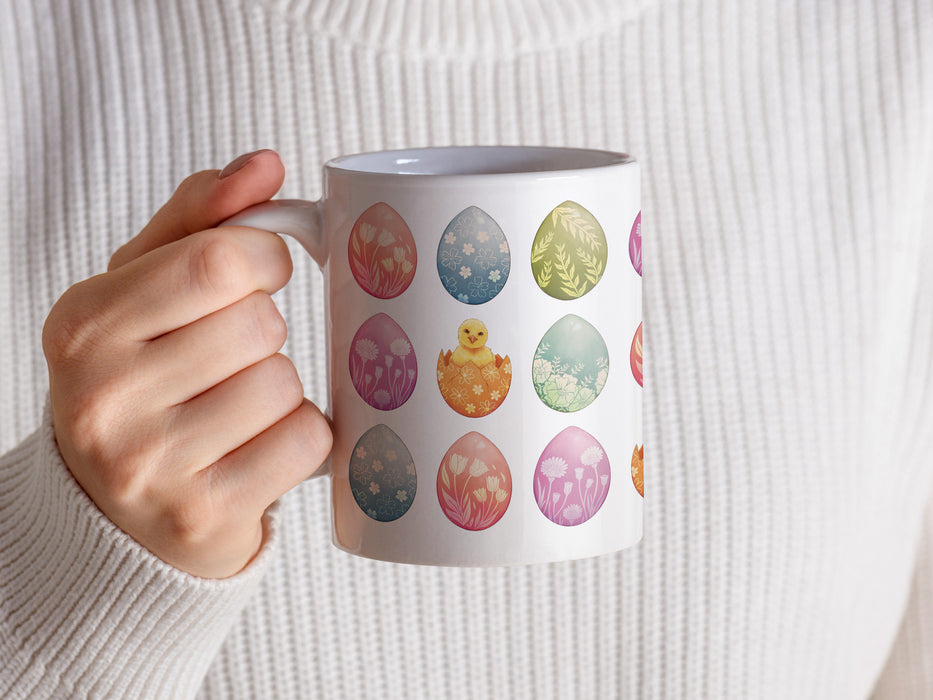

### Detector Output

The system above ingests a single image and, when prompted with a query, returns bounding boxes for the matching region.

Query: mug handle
[221,199,325,266]
[220,199,331,479]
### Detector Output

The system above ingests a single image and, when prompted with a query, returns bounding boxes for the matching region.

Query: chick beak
[468,335,477,345]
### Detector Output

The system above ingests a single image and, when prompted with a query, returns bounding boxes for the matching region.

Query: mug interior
[326,145,632,176]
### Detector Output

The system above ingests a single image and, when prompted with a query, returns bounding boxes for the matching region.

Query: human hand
[42,150,332,579]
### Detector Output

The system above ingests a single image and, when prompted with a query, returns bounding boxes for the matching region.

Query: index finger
[96,226,293,341]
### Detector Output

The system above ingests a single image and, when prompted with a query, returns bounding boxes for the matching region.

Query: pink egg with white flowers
[534,427,610,526]
[349,313,418,410]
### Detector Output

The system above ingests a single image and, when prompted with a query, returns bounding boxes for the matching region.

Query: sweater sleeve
[872,485,933,698]
[0,398,279,699]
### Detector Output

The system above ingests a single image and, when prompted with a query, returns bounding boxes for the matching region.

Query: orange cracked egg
[436,318,511,417]
[631,444,644,497]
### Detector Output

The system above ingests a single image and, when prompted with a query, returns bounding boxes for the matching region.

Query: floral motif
[539,456,568,479]
[355,338,379,362]
[437,205,510,304]
[440,248,462,270]
[390,338,411,357]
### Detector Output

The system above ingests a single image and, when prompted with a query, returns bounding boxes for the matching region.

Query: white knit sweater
[1,0,931,698]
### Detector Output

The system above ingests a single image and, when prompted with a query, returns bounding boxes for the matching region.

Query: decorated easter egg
[437,432,512,531]
[631,444,644,497]
[532,314,608,412]
[534,427,610,527]
[629,211,642,276]
[349,424,417,521]
[349,313,418,410]
[531,200,607,300]
[437,318,511,417]
[436,206,510,304]
[348,202,417,299]
[630,322,643,387]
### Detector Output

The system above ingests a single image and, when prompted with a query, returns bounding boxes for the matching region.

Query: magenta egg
[349,313,418,410]
[628,211,642,276]
[534,427,610,526]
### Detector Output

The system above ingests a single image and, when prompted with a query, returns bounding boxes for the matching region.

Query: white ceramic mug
[223,145,642,566]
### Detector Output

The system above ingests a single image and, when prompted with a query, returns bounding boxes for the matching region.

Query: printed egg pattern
[531,201,607,300]
[437,318,511,417]
[631,444,644,497]
[437,432,512,530]
[348,202,417,299]
[350,313,417,410]
[630,322,643,387]
[533,314,609,413]
[629,211,642,276]
[349,425,417,521]
[535,427,610,526]
[437,206,510,304]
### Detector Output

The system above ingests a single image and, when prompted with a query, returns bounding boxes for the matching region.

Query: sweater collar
[249,0,656,56]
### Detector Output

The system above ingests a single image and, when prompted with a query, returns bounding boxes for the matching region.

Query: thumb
[108,149,286,270]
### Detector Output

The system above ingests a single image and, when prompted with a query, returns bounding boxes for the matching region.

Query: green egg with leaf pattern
[530,201,607,300]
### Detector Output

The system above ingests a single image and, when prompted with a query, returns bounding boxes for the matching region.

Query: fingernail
[219,149,270,179]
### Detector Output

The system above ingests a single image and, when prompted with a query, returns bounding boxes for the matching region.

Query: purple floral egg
[534,427,610,527]
[349,313,417,410]
[628,211,642,276]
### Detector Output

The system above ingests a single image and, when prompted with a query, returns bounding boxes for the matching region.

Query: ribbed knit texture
[1,0,931,698]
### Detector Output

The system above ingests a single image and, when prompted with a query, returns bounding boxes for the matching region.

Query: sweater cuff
[0,399,279,699]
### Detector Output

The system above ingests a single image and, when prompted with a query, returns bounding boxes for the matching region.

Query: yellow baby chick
[450,319,495,367]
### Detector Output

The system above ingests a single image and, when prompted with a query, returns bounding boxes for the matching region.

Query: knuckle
[265,353,304,409]
[173,171,204,200]
[245,292,287,353]
[191,233,247,298]
[42,281,105,364]
[295,402,333,465]
[67,398,159,502]
[96,459,147,504]
[162,495,214,547]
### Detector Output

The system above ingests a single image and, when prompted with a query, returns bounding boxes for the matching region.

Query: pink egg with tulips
[348,202,417,299]
[437,432,512,531]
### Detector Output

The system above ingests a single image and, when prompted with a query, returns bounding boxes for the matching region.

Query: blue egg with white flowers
[436,206,510,304]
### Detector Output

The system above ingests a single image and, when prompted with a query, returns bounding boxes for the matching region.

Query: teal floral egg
[349,424,416,522]
[533,315,609,412]
[437,206,510,304]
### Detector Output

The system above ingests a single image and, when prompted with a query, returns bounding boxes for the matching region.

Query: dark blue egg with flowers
[436,206,510,304]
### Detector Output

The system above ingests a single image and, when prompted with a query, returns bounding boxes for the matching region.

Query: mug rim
[324,145,635,181]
